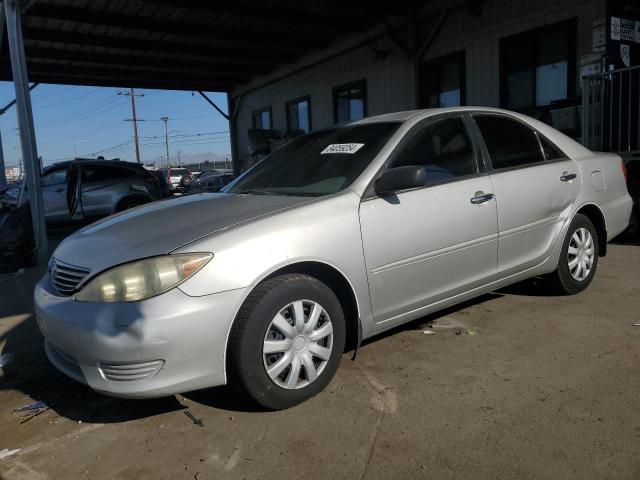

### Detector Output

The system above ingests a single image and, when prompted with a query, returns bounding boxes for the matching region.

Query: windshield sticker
[321,143,365,155]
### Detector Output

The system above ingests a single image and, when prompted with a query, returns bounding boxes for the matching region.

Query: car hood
[53,193,312,273]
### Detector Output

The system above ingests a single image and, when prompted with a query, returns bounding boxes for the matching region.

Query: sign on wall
[607,0,640,68]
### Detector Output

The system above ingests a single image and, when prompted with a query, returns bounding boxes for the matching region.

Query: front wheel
[547,214,599,295]
[227,274,346,410]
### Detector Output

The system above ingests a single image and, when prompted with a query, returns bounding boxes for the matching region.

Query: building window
[252,107,272,130]
[333,80,366,123]
[500,19,576,111]
[286,96,311,132]
[419,51,466,108]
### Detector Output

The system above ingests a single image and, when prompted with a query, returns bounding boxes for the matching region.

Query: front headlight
[75,253,212,303]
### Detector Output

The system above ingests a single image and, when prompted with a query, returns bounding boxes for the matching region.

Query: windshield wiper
[234,189,322,197]
[235,189,278,195]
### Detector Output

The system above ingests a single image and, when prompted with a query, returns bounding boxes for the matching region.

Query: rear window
[171,168,188,176]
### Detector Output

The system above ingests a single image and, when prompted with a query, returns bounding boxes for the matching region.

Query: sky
[0,82,231,169]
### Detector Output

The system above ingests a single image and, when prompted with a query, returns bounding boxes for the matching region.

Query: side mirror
[374,165,427,195]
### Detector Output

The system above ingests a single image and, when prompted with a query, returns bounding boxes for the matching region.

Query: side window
[41,169,68,186]
[474,115,544,170]
[82,165,131,182]
[538,135,566,161]
[389,116,478,185]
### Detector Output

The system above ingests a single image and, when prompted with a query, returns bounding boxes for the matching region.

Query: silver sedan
[35,107,633,410]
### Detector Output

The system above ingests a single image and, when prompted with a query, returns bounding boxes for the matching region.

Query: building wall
[233,0,605,163]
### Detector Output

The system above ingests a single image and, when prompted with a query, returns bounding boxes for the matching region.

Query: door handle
[560,172,577,182]
[470,192,495,205]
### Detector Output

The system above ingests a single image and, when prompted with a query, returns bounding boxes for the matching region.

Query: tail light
[621,160,628,181]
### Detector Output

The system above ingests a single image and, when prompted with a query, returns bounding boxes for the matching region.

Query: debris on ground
[0,448,21,460]
[14,400,50,424]
[184,410,203,427]
[0,352,14,368]
[14,401,47,413]
[466,329,478,336]
[420,322,435,335]
[632,322,640,327]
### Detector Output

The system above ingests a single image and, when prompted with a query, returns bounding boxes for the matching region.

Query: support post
[0,131,6,187]
[198,91,240,177]
[227,93,241,177]
[0,3,5,188]
[408,12,420,109]
[5,0,48,265]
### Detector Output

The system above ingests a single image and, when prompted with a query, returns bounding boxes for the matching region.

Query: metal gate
[582,65,640,155]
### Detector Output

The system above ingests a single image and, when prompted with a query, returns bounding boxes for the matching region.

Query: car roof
[350,106,533,125]
[43,159,147,175]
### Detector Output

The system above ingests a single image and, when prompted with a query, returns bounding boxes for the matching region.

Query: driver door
[41,167,71,222]
[359,115,499,325]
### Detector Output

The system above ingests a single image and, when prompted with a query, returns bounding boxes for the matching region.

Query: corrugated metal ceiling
[0,0,417,91]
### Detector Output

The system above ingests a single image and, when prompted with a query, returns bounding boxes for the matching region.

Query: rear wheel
[547,214,599,295]
[227,274,345,410]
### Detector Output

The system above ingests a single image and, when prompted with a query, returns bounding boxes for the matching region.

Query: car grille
[50,259,91,296]
[99,360,164,381]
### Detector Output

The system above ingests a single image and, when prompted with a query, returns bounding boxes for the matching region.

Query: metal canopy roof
[0,0,416,91]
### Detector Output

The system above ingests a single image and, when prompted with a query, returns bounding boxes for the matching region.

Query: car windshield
[226,122,400,197]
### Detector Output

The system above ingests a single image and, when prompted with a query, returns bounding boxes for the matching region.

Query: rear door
[359,114,498,324]
[471,114,580,277]
[80,164,130,217]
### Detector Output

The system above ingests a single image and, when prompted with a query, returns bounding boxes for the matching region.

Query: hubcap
[262,300,333,390]
[567,227,595,282]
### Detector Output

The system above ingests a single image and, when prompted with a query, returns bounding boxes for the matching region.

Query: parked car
[624,159,639,237]
[148,169,172,197]
[41,159,162,223]
[187,171,234,193]
[35,107,632,410]
[161,167,191,192]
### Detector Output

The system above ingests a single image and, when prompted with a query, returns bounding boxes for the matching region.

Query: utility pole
[118,88,144,163]
[177,150,181,166]
[161,116,170,167]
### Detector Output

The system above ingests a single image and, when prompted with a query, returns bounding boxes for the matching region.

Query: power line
[143,113,218,122]
[30,85,76,100]
[139,130,229,139]
[34,89,101,109]
[36,95,126,128]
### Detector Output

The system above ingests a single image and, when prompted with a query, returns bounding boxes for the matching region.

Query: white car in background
[161,167,191,192]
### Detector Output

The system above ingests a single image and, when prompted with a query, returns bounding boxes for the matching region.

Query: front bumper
[34,274,248,399]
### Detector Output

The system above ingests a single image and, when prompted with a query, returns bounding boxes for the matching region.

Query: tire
[547,214,599,295]
[227,274,346,410]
